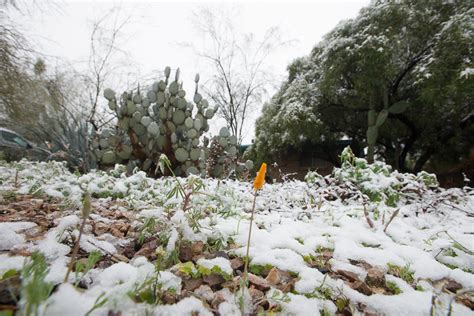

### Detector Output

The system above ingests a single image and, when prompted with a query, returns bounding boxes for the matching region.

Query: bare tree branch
[190,7,289,144]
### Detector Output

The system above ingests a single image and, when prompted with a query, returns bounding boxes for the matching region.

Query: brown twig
[63,216,87,282]
[364,206,374,228]
[384,209,400,233]
[14,169,19,188]
[64,192,91,282]
[241,191,258,314]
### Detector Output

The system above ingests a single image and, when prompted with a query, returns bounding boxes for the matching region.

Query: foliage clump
[253,0,473,173]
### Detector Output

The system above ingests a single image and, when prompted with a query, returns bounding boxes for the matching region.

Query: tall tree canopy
[253,0,473,173]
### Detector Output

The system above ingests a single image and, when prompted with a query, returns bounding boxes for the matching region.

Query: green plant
[366,90,408,163]
[196,264,232,281]
[331,147,403,207]
[304,286,332,300]
[1,190,17,202]
[128,248,173,305]
[136,217,157,246]
[85,293,108,316]
[20,251,54,316]
[204,236,227,253]
[249,264,273,276]
[387,263,415,284]
[385,281,402,295]
[177,261,201,279]
[415,285,424,291]
[74,250,102,286]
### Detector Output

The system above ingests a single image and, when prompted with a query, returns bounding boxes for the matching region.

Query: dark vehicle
[0,128,52,162]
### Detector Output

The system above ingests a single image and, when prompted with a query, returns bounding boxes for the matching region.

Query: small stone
[112,254,129,263]
[0,275,20,304]
[110,227,123,238]
[211,289,228,309]
[249,287,265,301]
[221,278,239,291]
[336,269,360,282]
[265,267,281,285]
[365,267,385,287]
[134,240,157,260]
[214,251,229,259]
[203,273,226,287]
[276,281,294,293]
[230,257,244,270]
[445,279,462,293]
[94,222,109,235]
[179,241,204,262]
[350,281,373,296]
[248,273,270,291]
[456,294,474,310]
[194,285,214,302]
[162,292,177,304]
[179,245,194,262]
[183,278,203,291]
[191,241,204,254]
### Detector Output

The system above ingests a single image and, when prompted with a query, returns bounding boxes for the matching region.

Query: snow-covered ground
[0,156,473,315]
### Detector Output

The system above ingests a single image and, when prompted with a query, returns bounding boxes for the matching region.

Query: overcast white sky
[10,0,369,143]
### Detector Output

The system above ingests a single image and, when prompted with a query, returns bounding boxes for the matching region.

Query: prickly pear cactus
[93,67,252,178]
[366,90,408,163]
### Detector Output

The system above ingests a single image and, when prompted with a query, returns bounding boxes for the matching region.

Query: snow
[196,257,233,275]
[154,296,212,316]
[98,262,138,288]
[156,271,182,294]
[460,67,474,78]
[43,284,96,316]
[0,254,25,274]
[0,222,37,250]
[280,292,336,315]
[0,159,473,315]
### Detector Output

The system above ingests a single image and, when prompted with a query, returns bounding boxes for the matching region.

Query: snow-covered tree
[253,0,473,173]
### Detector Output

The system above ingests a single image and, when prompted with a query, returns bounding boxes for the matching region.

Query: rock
[265,267,281,285]
[350,281,373,296]
[214,251,229,259]
[111,254,129,263]
[349,259,373,270]
[134,240,158,260]
[365,267,385,287]
[248,273,270,291]
[110,227,123,238]
[249,287,265,301]
[276,281,294,293]
[179,241,204,262]
[456,294,474,310]
[211,289,228,309]
[445,279,462,293]
[221,277,239,291]
[203,273,226,287]
[230,257,244,270]
[183,278,203,291]
[162,291,177,304]
[194,285,214,302]
[191,241,204,254]
[336,269,360,282]
[0,275,20,304]
[179,245,194,262]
